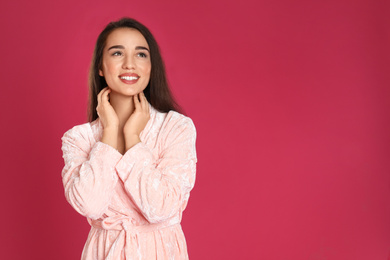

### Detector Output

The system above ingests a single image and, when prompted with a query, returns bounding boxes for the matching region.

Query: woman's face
[99,28,151,97]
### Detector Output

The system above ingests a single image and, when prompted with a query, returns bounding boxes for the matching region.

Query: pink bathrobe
[61,104,197,259]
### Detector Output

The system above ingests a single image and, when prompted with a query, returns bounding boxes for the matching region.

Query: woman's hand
[124,92,150,150]
[96,87,119,129]
[97,87,119,150]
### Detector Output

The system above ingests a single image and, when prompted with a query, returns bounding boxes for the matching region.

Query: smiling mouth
[120,76,139,80]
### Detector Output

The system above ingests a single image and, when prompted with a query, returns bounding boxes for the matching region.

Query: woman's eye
[112,51,122,56]
[137,52,147,58]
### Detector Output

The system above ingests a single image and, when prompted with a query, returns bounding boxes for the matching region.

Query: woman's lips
[119,73,140,84]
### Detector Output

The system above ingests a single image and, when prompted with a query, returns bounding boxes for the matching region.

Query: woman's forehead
[106,28,149,48]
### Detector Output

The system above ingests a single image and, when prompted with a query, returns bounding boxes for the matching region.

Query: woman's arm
[61,125,122,219]
[123,92,150,150]
[61,87,121,219]
[116,116,197,223]
[97,87,120,150]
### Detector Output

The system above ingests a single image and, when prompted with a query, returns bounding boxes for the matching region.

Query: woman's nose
[122,55,135,70]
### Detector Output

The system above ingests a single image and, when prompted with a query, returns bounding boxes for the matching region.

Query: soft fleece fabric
[61,104,197,259]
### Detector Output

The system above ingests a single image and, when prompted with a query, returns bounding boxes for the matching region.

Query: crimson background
[1,0,389,259]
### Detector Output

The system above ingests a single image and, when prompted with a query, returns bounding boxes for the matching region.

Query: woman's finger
[139,92,145,110]
[97,87,107,105]
[102,88,111,104]
[134,93,141,110]
[141,92,149,112]
[97,90,102,105]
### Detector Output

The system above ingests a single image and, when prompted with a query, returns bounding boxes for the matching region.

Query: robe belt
[88,215,179,233]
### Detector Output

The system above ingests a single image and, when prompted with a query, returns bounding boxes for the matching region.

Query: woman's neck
[109,91,135,129]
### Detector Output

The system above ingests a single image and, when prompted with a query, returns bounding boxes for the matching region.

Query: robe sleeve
[115,117,197,223]
[61,124,122,220]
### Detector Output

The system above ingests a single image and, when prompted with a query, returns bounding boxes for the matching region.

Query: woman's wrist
[101,127,119,150]
[104,123,119,131]
[124,134,141,151]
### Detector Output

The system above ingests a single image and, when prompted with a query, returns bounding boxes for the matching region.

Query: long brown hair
[88,17,181,122]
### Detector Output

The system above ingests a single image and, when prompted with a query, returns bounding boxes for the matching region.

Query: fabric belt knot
[88,215,179,233]
[86,216,181,259]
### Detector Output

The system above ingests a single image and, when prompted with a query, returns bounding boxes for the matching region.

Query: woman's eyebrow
[107,45,150,52]
[136,46,150,52]
[107,45,124,51]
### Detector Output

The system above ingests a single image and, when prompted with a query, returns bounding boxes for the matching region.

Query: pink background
[1,0,390,259]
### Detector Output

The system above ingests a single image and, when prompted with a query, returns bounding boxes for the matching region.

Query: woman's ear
[99,69,104,76]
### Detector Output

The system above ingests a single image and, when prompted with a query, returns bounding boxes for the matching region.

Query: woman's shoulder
[153,107,195,131]
[62,120,100,144]
[150,108,196,142]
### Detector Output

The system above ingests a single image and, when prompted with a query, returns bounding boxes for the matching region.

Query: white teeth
[120,76,139,80]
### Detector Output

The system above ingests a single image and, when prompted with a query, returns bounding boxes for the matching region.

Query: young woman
[61,17,197,259]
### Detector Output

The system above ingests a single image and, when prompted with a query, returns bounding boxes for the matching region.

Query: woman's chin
[110,89,144,98]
